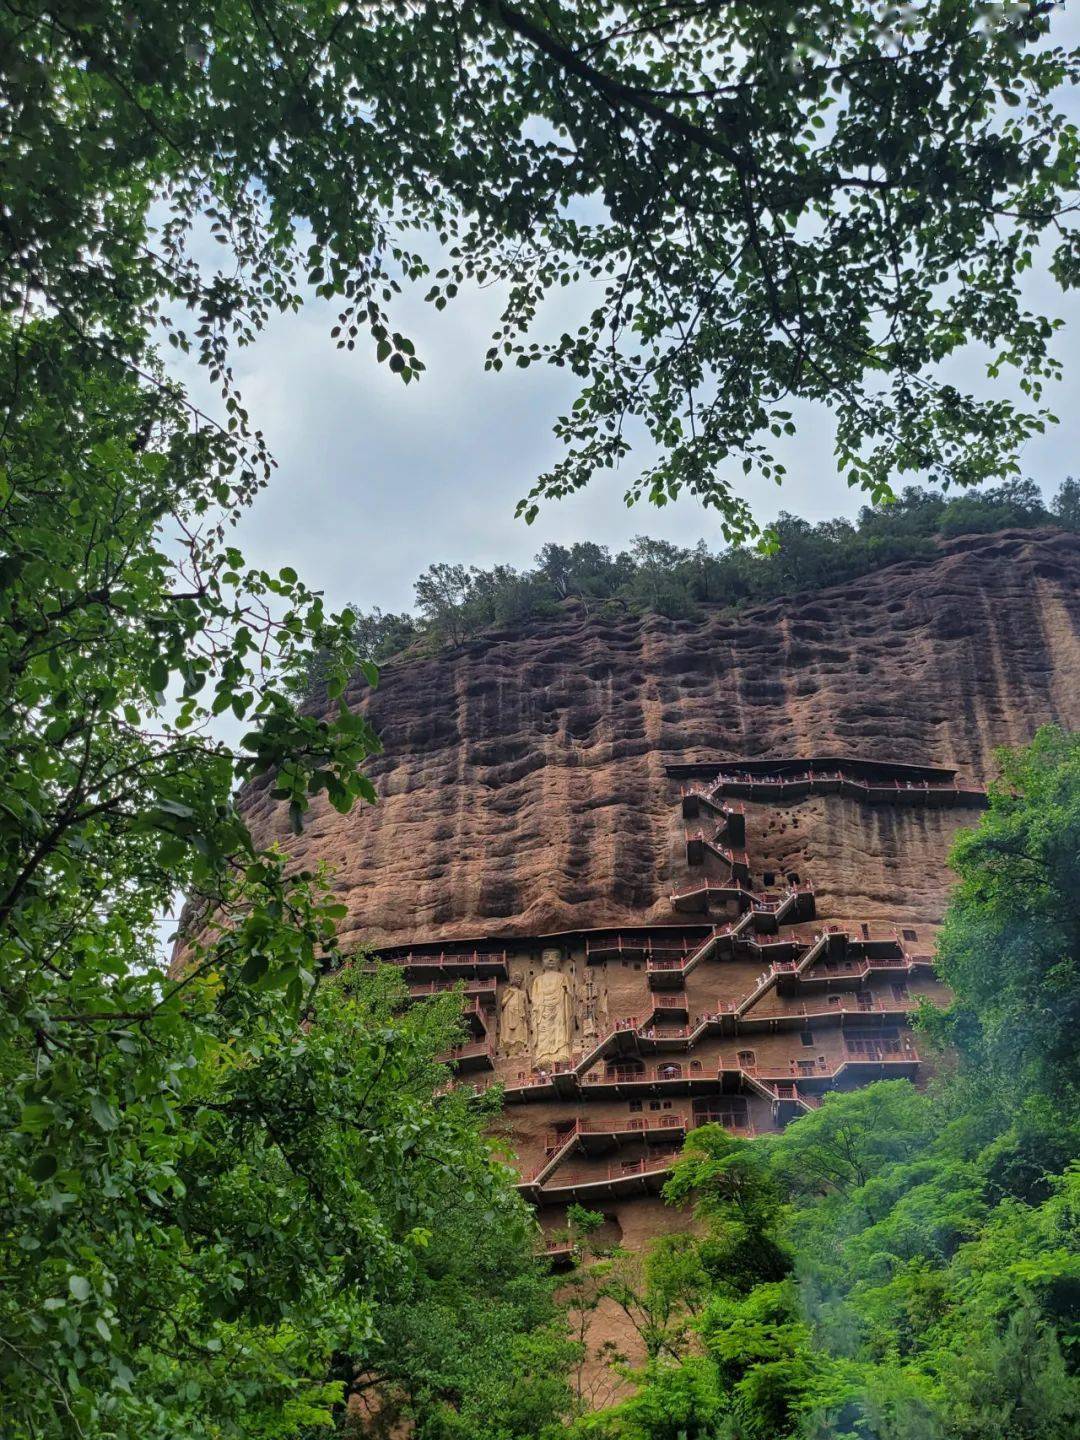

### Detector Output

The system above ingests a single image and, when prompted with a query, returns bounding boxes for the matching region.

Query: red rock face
[238,527,1080,952]
[226,526,1080,1391]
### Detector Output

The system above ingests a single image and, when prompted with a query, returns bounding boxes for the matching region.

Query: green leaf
[155,798,195,820]
[68,1275,91,1302]
[19,1104,55,1134]
[29,1153,58,1182]
[239,953,269,985]
[89,1094,119,1132]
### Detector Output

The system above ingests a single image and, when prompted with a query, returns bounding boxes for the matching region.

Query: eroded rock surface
[237,528,1080,950]
[213,526,1080,1399]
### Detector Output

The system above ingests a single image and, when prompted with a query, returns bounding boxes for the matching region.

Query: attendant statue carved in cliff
[530,947,574,1068]
[582,970,608,1042]
[498,982,529,1057]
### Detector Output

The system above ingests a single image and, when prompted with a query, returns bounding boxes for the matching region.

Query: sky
[177,10,1080,621]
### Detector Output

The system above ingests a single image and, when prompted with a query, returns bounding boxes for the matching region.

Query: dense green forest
[316,481,1080,675]
[2,3,1078,1437]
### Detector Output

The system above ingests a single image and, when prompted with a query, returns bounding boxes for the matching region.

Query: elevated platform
[523,1155,677,1207]
[658,887,815,965]
[378,949,509,980]
[670,758,986,810]
[584,929,705,966]
[665,755,961,782]
[408,976,498,1003]
[540,1238,577,1270]
[681,791,746,835]
[435,1040,495,1072]
[647,995,690,1022]
[757,1049,920,1088]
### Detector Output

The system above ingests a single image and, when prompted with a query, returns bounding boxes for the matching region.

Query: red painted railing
[542,1112,687,1150]
[585,1062,712,1086]
[748,1046,919,1080]
[543,1237,574,1254]
[537,1155,682,1188]
[700,768,985,804]
[608,1156,679,1180]
[409,976,498,998]
[585,932,699,962]
[670,878,754,901]
[383,949,508,971]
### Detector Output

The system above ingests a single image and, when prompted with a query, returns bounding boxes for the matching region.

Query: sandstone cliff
[237,527,1080,950]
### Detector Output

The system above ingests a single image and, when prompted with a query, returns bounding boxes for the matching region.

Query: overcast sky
[177,12,1080,620]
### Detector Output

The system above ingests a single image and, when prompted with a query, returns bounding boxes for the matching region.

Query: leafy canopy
[4,1,1079,537]
[930,725,1080,1107]
[3,2,1080,1433]
[0,324,570,1436]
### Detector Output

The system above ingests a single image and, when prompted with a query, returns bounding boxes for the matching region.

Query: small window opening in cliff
[629,1100,642,1112]
[861,923,870,939]
[737,1049,756,1067]
[763,871,776,887]
[801,1031,814,1047]
[787,872,800,885]
[892,983,910,1001]
[903,928,918,942]
[690,1060,702,1074]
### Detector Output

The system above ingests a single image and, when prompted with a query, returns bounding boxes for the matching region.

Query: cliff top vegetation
[296,480,1080,691]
